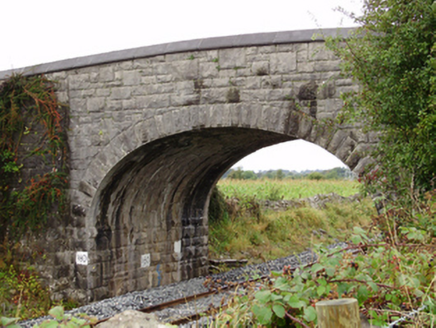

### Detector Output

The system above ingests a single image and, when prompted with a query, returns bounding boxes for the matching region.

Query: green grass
[217,178,359,201]
[208,194,375,266]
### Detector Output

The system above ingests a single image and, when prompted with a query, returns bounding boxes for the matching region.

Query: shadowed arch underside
[91,128,291,299]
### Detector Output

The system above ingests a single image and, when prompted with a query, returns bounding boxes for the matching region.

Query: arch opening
[90,127,292,299]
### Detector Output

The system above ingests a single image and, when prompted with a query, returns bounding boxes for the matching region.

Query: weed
[211,189,436,326]
[0,264,51,319]
[256,67,268,76]
[0,74,68,242]
[208,195,374,263]
[34,306,97,327]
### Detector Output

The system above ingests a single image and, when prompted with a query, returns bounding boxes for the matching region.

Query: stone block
[86,97,106,112]
[297,61,315,73]
[314,60,341,72]
[308,43,335,61]
[156,75,173,83]
[170,108,189,133]
[110,87,132,100]
[68,74,90,90]
[218,48,246,69]
[98,67,115,82]
[96,88,111,97]
[98,310,166,328]
[199,62,219,78]
[200,88,227,104]
[258,45,276,54]
[122,70,141,85]
[270,52,297,74]
[172,60,199,81]
[327,130,348,154]
[171,94,200,107]
[335,136,356,162]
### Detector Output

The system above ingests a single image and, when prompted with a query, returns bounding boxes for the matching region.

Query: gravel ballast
[20,245,346,327]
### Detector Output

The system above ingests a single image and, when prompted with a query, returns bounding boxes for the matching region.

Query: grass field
[217,178,360,201]
[209,178,374,267]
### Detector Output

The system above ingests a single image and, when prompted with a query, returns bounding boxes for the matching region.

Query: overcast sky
[0,0,363,172]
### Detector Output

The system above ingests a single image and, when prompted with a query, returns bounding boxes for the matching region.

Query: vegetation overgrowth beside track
[208,189,374,264]
[211,0,436,325]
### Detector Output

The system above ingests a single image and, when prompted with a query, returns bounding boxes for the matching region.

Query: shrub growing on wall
[0,74,68,241]
[326,0,436,206]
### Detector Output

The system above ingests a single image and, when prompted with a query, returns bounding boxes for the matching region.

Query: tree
[242,170,258,180]
[307,172,324,181]
[275,169,284,180]
[327,0,436,204]
[227,167,244,179]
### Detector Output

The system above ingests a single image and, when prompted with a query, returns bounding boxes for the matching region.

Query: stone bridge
[0,28,376,303]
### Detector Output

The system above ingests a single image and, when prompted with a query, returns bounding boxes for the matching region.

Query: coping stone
[0,27,357,80]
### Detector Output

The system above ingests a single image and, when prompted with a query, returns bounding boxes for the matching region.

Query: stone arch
[82,104,367,300]
[0,28,381,303]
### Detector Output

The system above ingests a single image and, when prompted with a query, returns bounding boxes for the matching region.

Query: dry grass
[208,197,375,265]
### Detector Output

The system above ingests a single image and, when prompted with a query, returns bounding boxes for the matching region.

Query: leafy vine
[0,74,68,241]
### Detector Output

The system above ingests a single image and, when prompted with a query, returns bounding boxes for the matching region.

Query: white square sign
[76,252,89,265]
[141,253,151,268]
[174,240,181,254]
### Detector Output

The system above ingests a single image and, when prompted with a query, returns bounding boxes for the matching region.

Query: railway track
[90,256,330,327]
[91,245,360,327]
[19,244,349,328]
[91,275,267,327]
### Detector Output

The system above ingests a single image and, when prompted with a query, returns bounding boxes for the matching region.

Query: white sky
[0,0,363,172]
[234,140,346,172]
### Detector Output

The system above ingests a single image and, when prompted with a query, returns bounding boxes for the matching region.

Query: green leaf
[287,295,306,309]
[325,267,335,277]
[38,321,59,328]
[1,317,19,326]
[317,285,326,297]
[271,293,283,302]
[274,277,292,292]
[415,289,424,298]
[304,306,317,322]
[317,278,327,286]
[252,305,273,325]
[255,290,272,303]
[273,304,286,319]
[337,283,349,296]
[351,235,362,245]
[48,306,65,320]
[326,256,341,267]
[368,281,379,292]
[357,286,369,304]
[311,263,324,273]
